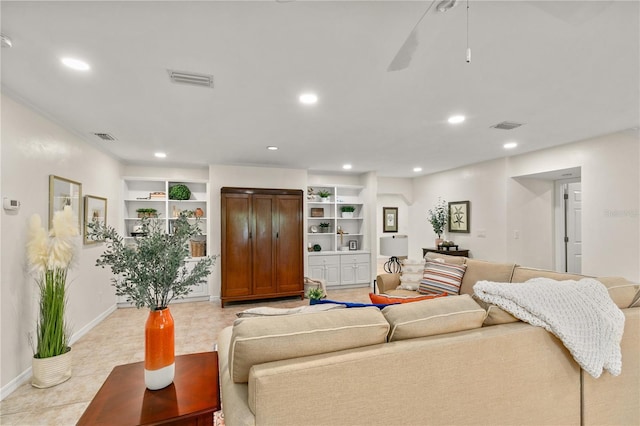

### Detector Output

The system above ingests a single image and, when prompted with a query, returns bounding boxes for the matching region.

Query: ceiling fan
[387,0,459,72]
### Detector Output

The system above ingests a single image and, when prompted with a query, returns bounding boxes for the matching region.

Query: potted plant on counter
[27,206,79,388]
[428,198,448,247]
[319,222,330,233]
[88,213,214,390]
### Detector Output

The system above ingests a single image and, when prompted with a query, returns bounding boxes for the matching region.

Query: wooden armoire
[220,187,304,307]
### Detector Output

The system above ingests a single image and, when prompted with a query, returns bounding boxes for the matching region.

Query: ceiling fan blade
[387,0,438,72]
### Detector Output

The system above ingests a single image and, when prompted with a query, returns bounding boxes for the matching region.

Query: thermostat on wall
[3,198,20,211]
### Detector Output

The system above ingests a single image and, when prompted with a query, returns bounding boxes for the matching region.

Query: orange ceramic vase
[144,307,175,390]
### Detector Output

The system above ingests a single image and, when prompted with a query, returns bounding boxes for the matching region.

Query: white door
[565,182,582,274]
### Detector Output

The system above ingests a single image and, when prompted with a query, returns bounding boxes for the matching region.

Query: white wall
[410,158,510,262]
[1,94,122,395]
[506,130,640,280]
[394,130,639,281]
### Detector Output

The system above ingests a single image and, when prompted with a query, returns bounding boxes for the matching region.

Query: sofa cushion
[460,259,516,295]
[511,266,585,283]
[424,252,467,265]
[596,277,640,309]
[229,307,389,383]
[236,303,345,318]
[369,292,447,305]
[472,296,520,326]
[418,261,467,295]
[382,294,486,342]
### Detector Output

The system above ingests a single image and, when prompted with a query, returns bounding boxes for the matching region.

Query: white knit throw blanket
[474,278,625,378]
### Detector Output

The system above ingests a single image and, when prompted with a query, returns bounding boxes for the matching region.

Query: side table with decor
[423,247,470,257]
[77,352,220,426]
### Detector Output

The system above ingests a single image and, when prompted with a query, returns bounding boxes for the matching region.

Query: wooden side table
[423,248,470,257]
[78,352,220,426]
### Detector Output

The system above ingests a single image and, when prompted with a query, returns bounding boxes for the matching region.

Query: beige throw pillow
[460,259,516,295]
[229,307,389,383]
[596,277,640,309]
[382,294,486,342]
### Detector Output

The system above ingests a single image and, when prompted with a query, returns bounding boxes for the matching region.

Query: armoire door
[252,194,277,295]
[221,193,252,297]
[275,194,303,292]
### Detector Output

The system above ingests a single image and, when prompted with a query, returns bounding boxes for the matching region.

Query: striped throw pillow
[418,261,467,295]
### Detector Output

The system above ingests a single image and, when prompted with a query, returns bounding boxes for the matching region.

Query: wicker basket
[190,240,206,257]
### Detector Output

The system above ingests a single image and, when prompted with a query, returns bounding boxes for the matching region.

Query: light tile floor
[0,287,371,425]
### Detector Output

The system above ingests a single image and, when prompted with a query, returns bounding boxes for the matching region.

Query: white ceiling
[2,1,638,177]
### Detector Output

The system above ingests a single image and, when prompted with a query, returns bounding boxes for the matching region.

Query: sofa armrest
[376,273,400,294]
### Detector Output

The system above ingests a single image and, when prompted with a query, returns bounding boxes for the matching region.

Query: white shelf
[121,177,211,302]
[306,184,370,287]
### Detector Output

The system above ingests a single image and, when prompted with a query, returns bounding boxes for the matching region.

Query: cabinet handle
[276,232,279,239]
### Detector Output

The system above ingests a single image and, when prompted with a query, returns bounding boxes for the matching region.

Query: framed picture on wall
[383,207,398,233]
[448,201,470,233]
[84,195,108,244]
[49,175,82,231]
[349,240,358,251]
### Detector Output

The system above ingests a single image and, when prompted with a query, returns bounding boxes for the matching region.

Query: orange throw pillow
[369,292,448,305]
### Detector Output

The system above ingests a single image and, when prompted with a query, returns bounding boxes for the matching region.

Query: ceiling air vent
[93,132,116,141]
[491,121,524,130]
[168,70,214,88]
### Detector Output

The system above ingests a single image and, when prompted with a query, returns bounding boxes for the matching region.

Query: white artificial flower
[48,206,79,269]
[27,214,49,273]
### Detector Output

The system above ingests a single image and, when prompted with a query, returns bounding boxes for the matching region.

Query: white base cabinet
[308,253,370,287]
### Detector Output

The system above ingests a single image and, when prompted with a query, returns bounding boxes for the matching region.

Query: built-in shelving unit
[120,177,210,305]
[306,185,370,288]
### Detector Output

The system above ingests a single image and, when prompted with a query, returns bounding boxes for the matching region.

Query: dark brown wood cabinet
[221,187,304,307]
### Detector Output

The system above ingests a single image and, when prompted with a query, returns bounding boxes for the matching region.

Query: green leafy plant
[341,206,356,213]
[88,214,214,310]
[428,198,448,238]
[319,222,330,228]
[136,208,158,217]
[306,287,325,300]
[168,184,191,200]
[27,206,79,358]
[317,190,331,198]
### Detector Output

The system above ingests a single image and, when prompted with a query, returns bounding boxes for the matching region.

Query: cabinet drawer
[340,253,370,264]
[308,255,340,266]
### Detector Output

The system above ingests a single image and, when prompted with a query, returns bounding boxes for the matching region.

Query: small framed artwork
[383,207,398,233]
[84,195,108,244]
[49,175,82,231]
[448,201,470,233]
[310,208,324,217]
[349,240,358,251]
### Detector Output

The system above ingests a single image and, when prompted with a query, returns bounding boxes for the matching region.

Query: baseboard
[0,303,117,401]
[70,304,117,345]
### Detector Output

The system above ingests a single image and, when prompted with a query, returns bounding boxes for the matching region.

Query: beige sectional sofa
[217,254,640,426]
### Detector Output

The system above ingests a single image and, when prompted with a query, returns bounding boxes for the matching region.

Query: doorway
[555,179,582,274]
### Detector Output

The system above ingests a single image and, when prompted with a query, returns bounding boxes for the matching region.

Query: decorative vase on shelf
[144,307,175,391]
[435,237,444,249]
[31,349,72,388]
[342,212,353,219]
[194,208,204,218]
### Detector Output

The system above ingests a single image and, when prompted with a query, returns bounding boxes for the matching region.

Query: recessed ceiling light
[154,152,167,158]
[267,146,278,151]
[413,167,423,172]
[503,142,518,149]
[299,93,318,105]
[61,57,90,71]
[343,164,352,170]
[448,115,465,124]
